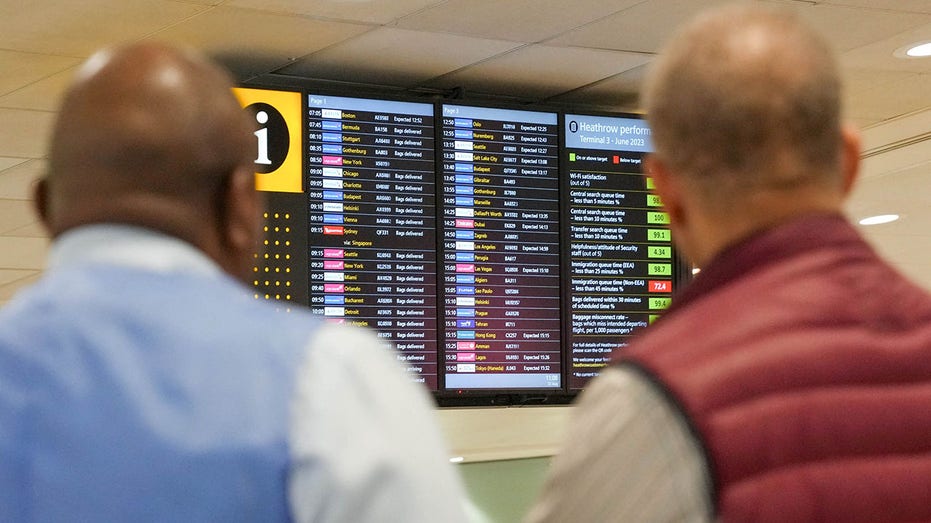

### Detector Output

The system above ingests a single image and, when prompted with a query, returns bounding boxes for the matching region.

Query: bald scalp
[642,5,843,207]
[44,42,254,239]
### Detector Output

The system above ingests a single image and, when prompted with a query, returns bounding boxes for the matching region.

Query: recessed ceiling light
[907,42,931,57]
[894,41,931,58]
[858,214,900,226]
[449,456,465,463]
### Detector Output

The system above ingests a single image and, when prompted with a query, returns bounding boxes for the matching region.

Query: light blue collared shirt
[3,224,469,523]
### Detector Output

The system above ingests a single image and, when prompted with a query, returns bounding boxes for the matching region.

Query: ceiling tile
[546,0,733,53]
[0,50,80,99]
[147,5,373,77]
[0,159,44,200]
[0,0,209,56]
[0,157,28,173]
[5,221,47,239]
[860,230,930,261]
[846,160,931,290]
[860,107,931,153]
[0,109,55,159]
[0,200,37,235]
[840,20,931,74]
[0,236,49,270]
[860,140,931,181]
[396,0,644,43]
[843,69,914,96]
[0,65,77,112]
[850,117,884,130]
[551,0,931,55]
[855,228,931,290]
[428,45,652,99]
[842,68,914,122]
[279,28,521,87]
[547,64,651,111]
[778,3,931,52]
[823,1,931,14]
[0,268,39,287]
[850,161,931,209]
[0,271,42,303]
[227,0,445,24]
[847,73,931,122]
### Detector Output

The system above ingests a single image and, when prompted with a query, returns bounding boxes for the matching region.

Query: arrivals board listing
[439,105,562,390]
[306,94,439,390]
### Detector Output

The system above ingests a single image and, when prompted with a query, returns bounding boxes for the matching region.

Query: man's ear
[33,177,53,234]
[222,167,263,258]
[839,123,861,197]
[644,154,686,229]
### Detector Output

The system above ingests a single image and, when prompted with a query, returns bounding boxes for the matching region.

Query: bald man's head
[642,5,844,207]
[41,42,260,279]
[638,4,862,266]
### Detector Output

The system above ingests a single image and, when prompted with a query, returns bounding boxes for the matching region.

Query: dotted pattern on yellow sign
[252,212,294,312]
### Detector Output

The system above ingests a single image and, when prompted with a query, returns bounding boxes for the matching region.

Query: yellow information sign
[232,87,303,193]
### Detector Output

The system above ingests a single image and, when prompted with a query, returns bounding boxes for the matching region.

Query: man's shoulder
[0,265,327,362]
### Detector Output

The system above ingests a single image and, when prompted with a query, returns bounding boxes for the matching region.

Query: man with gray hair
[527,4,931,522]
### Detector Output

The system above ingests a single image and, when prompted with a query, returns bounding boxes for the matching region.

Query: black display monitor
[236,86,688,404]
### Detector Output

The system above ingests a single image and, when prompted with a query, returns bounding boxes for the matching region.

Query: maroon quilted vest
[616,214,931,522]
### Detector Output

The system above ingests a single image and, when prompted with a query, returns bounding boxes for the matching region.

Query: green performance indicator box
[648,263,672,276]
[648,246,672,259]
[649,297,672,310]
[647,228,671,242]
[646,194,663,207]
[647,211,669,225]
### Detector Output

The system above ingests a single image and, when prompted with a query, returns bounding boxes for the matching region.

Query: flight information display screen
[243,86,682,398]
[306,94,439,389]
[563,114,673,390]
[439,105,562,390]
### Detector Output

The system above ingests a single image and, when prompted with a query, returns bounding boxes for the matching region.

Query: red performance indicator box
[648,280,673,293]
